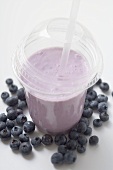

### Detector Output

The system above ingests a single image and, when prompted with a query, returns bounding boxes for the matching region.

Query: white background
[0,0,113,170]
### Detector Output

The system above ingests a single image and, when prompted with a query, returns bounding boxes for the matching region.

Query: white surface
[0,0,113,170]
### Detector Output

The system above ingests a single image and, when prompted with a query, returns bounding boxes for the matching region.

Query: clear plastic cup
[13,18,103,135]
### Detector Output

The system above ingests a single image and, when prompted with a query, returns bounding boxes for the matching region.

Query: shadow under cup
[13,18,103,135]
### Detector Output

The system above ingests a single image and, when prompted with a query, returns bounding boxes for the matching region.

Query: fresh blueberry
[6,78,13,86]
[84,127,92,136]
[79,117,90,126]
[98,102,108,113]
[77,135,87,145]
[82,108,93,118]
[64,151,77,164]
[58,145,67,155]
[0,113,7,122]
[19,142,32,155]
[96,79,102,85]
[55,134,67,146]
[77,122,87,133]
[5,96,18,107]
[99,82,109,92]
[19,134,29,142]
[11,126,23,137]
[0,121,6,131]
[68,130,79,140]
[16,109,23,116]
[89,135,99,145]
[10,139,21,150]
[86,90,97,101]
[17,100,27,110]
[6,106,15,112]
[97,94,108,103]
[0,128,11,139]
[89,100,98,110]
[16,114,27,126]
[7,109,17,120]
[93,119,102,127]
[31,137,42,147]
[1,92,9,101]
[77,145,86,153]
[112,92,113,97]
[87,86,93,93]
[84,99,89,108]
[23,121,35,133]
[17,88,26,101]
[51,152,64,165]
[99,112,109,122]
[9,84,18,94]
[42,134,53,145]
[6,120,15,129]
[66,140,77,150]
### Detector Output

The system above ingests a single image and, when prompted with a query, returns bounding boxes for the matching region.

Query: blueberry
[6,78,13,86]
[55,134,67,146]
[64,151,77,164]
[19,142,32,155]
[6,106,15,112]
[93,119,102,127]
[112,92,113,97]
[77,122,87,133]
[98,102,108,113]
[58,145,67,155]
[10,139,21,150]
[17,88,26,101]
[77,145,86,153]
[99,82,109,92]
[42,134,53,145]
[68,130,79,140]
[1,92,9,101]
[84,127,92,136]
[0,113,7,122]
[89,135,99,145]
[51,153,64,165]
[97,94,108,103]
[31,137,42,147]
[87,86,93,93]
[9,84,18,94]
[82,108,93,118]
[23,121,35,133]
[11,126,23,137]
[0,128,11,139]
[84,99,89,108]
[89,100,98,110]
[6,120,15,129]
[96,79,102,85]
[5,96,18,107]
[79,117,90,126]
[77,135,87,145]
[16,109,23,116]
[16,114,27,125]
[99,112,109,122]
[7,109,17,120]
[0,121,6,131]
[17,100,27,110]
[66,140,77,150]
[19,134,29,142]
[86,90,97,101]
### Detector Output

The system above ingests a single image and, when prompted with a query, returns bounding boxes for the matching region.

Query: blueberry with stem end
[1,92,9,101]
[54,134,67,146]
[16,114,27,126]
[23,121,35,133]
[98,102,108,113]
[31,137,42,147]
[64,151,77,164]
[10,139,21,150]
[11,126,23,137]
[9,84,18,94]
[19,142,32,155]
[99,112,109,122]
[93,119,102,127]
[82,108,93,118]
[6,78,13,86]
[99,82,109,92]
[0,128,11,139]
[19,134,29,143]
[77,145,86,153]
[42,134,53,146]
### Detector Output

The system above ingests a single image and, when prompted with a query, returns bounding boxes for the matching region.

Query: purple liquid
[23,47,89,134]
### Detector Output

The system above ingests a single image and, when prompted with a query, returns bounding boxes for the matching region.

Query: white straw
[59,0,80,75]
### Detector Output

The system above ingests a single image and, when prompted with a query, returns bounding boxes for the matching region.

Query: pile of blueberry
[0,78,112,166]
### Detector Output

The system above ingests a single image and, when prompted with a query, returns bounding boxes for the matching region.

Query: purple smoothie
[22,47,89,134]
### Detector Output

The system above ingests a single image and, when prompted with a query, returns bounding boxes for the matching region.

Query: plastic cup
[13,18,103,135]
